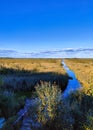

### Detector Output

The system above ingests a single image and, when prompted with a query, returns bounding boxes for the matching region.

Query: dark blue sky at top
[0,0,93,53]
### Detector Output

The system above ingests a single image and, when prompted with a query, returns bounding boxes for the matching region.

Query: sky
[0,0,93,58]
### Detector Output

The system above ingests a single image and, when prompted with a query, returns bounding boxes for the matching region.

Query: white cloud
[0,48,93,58]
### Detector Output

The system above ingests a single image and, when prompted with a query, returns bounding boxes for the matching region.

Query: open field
[0,58,65,74]
[0,58,68,93]
[65,58,93,94]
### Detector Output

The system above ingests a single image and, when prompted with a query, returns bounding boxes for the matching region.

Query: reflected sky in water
[62,61,81,98]
[0,118,5,128]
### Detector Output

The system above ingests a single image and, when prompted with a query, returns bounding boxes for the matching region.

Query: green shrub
[84,110,93,130]
[68,90,93,130]
[35,81,73,130]
[35,81,61,124]
[0,91,26,118]
[0,76,4,91]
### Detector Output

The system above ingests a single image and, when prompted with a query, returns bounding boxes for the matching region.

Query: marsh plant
[28,82,93,130]
[30,81,74,130]
[67,89,93,130]
[1,80,93,130]
[36,81,61,124]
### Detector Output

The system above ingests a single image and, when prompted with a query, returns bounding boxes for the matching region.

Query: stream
[62,60,82,98]
[0,61,82,129]
[18,61,82,130]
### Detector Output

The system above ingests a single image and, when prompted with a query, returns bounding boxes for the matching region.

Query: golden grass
[0,58,65,74]
[0,58,68,93]
[65,59,93,92]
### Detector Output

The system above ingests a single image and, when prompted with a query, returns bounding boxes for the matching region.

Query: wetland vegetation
[0,58,93,130]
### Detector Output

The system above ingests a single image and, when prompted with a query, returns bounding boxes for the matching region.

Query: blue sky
[0,0,93,57]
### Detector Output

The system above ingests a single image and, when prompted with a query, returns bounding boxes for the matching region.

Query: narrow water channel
[62,61,82,98]
[0,61,82,129]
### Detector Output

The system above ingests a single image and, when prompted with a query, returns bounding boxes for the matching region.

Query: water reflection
[62,61,81,98]
[0,118,5,128]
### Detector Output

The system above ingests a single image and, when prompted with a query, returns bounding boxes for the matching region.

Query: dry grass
[0,58,65,74]
[65,59,93,93]
[0,58,68,92]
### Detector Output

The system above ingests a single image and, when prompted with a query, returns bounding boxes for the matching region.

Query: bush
[0,91,25,119]
[0,90,26,129]
[35,81,61,124]
[35,81,73,130]
[68,89,93,130]
[0,92,17,118]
